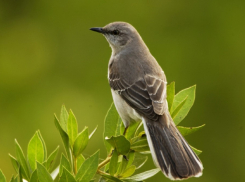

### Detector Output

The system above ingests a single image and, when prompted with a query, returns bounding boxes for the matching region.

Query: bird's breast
[111,89,141,127]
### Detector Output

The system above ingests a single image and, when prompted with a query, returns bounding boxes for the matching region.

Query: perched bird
[90,22,203,180]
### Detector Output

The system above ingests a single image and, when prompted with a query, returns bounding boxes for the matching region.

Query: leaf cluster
[0,82,204,182]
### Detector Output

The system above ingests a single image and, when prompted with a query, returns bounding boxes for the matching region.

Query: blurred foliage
[0,0,245,182]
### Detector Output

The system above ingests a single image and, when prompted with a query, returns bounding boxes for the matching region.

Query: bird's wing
[144,74,168,115]
[109,72,167,121]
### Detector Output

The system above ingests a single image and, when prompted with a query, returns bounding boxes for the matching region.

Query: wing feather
[145,75,167,115]
[109,71,167,121]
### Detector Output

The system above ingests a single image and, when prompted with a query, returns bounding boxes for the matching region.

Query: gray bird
[90,22,203,180]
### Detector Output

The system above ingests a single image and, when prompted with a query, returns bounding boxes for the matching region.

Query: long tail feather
[142,113,203,180]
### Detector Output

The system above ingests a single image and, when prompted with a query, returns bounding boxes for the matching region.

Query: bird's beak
[90,27,104,33]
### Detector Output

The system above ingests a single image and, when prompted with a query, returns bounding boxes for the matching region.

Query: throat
[110,43,125,56]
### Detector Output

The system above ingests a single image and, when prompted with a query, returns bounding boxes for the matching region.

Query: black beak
[90,27,104,33]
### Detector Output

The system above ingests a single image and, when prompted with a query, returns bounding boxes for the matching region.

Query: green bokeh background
[0,0,244,181]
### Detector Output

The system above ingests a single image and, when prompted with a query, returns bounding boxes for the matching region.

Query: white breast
[111,89,141,127]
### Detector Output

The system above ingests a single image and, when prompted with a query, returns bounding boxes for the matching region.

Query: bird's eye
[112,30,120,35]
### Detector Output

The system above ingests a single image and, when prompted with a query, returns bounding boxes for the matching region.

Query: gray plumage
[90,22,203,180]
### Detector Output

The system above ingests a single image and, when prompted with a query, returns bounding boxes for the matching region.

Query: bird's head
[90,22,143,54]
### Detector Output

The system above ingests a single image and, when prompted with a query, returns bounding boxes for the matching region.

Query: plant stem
[97,170,109,175]
[98,156,112,170]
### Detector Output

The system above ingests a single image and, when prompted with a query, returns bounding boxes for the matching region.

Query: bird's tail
[142,112,203,180]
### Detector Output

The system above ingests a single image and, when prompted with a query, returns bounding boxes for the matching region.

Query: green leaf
[139,151,151,155]
[59,154,71,176]
[18,165,23,182]
[76,150,99,182]
[167,82,175,111]
[54,115,71,163]
[171,96,188,120]
[27,132,45,171]
[109,149,118,176]
[190,145,202,155]
[73,127,89,157]
[100,173,123,182]
[132,153,148,169]
[9,154,19,173]
[126,151,135,169]
[46,146,59,172]
[171,85,196,125]
[42,161,47,168]
[105,136,130,155]
[134,122,143,137]
[9,154,28,180]
[0,169,6,182]
[123,168,160,181]
[15,139,30,180]
[9,175,16,182]
[104,163,110,173]
[130,139,149,152]
[117,157,128,176]
[77,154,85,170]
[125,122,140,140]
[104,103,122,154]
[36,162,54,182]
[30,170,38,182]
[120,122,125,135]
[14,175,19,182]
[37,131,47,161]
[89,125,98,139]
[67,110,78,147]
[177,124,205,136]
[59,167,76,182]
[131,137,140,145]
[120,165,136,178]
[60,105,69,133]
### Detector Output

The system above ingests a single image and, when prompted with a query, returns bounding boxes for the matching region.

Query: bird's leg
[123,126,128,135]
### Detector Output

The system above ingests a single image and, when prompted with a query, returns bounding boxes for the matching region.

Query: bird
[90,22,203,180]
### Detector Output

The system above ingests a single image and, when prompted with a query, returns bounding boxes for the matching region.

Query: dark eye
[112,30,120,35]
